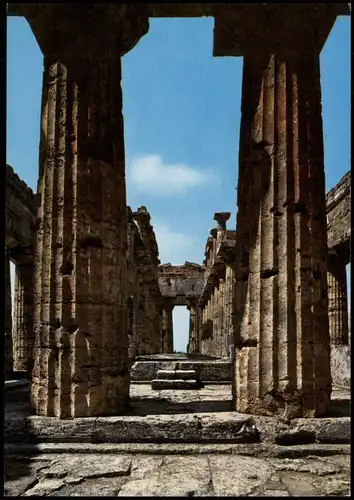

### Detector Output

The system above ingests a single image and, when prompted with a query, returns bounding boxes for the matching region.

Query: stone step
[5,442,351,459]
[131,359,231,383]
[151,379,199,390]
[4,413,351,445]
[156,369,197,380]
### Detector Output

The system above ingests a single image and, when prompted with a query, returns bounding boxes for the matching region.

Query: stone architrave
[13,261,34,373]
[30,5,149,417]
[230,8,335,417]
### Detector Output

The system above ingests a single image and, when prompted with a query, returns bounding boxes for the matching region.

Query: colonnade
[6,4,349,419]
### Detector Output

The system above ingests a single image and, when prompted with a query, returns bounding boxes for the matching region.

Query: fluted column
[225,264,235,359]
[234,48,331,418]
[31,7,149,417]
[5,249,13,374]
[218,279,226,357]
[327,251,349,346]
[187,303,199,354]
[162,302,174,353]
[13,262,34,373]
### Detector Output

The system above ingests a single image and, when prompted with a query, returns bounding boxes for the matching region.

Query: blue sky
[7,15,350,352]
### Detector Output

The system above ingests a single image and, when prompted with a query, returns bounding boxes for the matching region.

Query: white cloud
[128,154,212,195]
[153,222,198,265]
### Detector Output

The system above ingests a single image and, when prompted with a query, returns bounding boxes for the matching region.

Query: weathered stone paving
[4,452,350,496]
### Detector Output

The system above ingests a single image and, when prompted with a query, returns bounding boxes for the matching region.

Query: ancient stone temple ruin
[6,3,350,426]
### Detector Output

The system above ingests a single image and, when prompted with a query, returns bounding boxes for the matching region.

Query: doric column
[162,302,174,353]
[218,279,226,357]
[233,16,333,417]
[30,6,149,417]
[327,250,349,346]
[187,303,199,354]
[225,264,235,359]
[5,249,13,374]
[13,261,34,373]
[214,212,231,231]
[208,297,213,355]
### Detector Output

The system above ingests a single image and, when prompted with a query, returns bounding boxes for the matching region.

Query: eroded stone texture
[230,10,334,417]
[187,302,199,354]
[158,262,204,306]
[328,251,349,347]
[326,171,351,251]
[199,216,236,358]
[13,262,34,373]
[325,172,351,387]
[132,207,163,355]
[6,164,37,374]
[126,206,162,358]
[162,301,174,353]
[30,5,149,417]
[5,249,13,373]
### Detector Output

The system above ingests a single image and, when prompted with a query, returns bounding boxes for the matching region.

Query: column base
[31,375,130,418]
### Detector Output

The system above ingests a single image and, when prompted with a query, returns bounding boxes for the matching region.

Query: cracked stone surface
[5,385,350,446]
[4,453,350,496]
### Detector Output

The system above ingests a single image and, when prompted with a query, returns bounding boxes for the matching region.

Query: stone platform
[131,354,231,383]
[5,384,350,446]
[4,384,351,496]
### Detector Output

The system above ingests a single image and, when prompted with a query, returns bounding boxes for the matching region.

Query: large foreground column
[13,261,34,373]
[234,46,331,417]
[30,6,149,417]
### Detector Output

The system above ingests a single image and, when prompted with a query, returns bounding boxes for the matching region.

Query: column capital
[213,4,344,57]
[22,4,149,58]
[133,206,151,226]
[213,212,231,230]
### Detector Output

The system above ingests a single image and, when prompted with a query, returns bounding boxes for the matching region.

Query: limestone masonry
[5,3,350,427]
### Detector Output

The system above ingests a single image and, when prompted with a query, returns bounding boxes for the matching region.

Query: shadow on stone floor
[127,398,232,415]
[4,381,40,496]
[325,398,351,418]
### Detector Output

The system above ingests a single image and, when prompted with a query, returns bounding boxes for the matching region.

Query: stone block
[151,379,199,390]
[4,416,96,443]
[131,359,231,382]
[331,345,351,388]
[156,370,197,380]
[94,414,201,443]
[275,417,351,445]
[199,412,259,443]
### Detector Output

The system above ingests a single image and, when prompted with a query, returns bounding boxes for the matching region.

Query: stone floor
[4,452,350,496]
[4,384,351,496]
[5,383,350,418]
